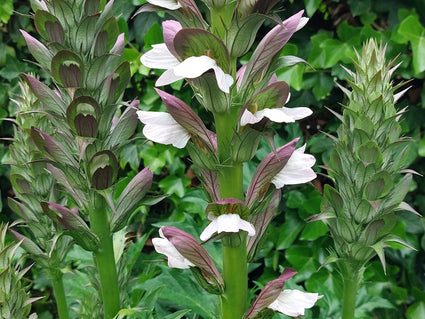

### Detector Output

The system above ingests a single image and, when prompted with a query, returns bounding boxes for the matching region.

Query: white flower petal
[240,106,312,126]
[173,56,217,78]
[156,68,184,87]
[140,43,180,69]
[211,65,234,93]
[240,109,260,126]
[173,56,233,93]
[147,0,182,10]
[268,289,321,317]
[296,17,309,31]
[200,214,255,241]
[272,144,316,188]
[137,110,190,148]
[152,229,194,269]
[274,107,313,121]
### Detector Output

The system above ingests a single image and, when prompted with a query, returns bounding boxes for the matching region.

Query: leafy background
[1,0,424,318]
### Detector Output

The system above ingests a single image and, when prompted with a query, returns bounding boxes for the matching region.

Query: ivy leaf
[303,0,322,17]
[159,175,190,198]
[407,301,425,319]
[0,0,13,23]
[397,13,425,74]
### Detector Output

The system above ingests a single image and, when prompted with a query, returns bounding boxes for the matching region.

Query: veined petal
[200,214,255,241]
[147,0,182,10]
[173,56,233,93]
[268,289,321,317]
[140,43,180,69]
[152,229,194,269]
[240,107,312,126]
[163,20,183,57]
[137,110,190,148]
[272,144,316,188]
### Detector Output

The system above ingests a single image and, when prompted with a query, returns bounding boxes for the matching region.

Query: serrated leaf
[285,245,320,282]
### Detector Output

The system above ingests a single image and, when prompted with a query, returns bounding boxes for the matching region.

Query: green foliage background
[1,0,424,318]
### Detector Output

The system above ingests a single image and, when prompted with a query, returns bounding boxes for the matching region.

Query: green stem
[48,269,69,319]
[341,269,361,319]
[221,234,247,319]
[214,112,247,319]
[89,193,120,319]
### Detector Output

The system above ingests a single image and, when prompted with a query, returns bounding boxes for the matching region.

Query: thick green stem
[221,234,247,319]
[214,112,247,319]
[89,193,120,319]
[48,269,69,319]
[341,268,362,319]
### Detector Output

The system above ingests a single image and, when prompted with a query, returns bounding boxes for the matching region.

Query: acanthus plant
[135,0,321,318]
[312,40,421,319]
[7,77,73,319]
[11,0,154,318]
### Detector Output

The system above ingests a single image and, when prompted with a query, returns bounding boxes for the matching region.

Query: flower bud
[87,150,118,190]
[66,96,101,138]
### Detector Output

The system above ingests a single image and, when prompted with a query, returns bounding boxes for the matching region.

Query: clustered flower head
[316,40,417,279]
